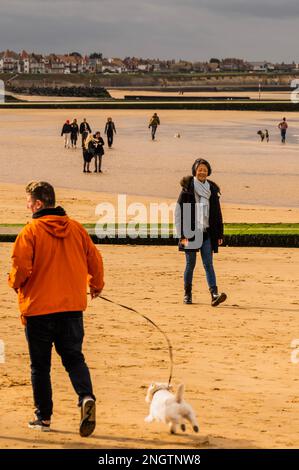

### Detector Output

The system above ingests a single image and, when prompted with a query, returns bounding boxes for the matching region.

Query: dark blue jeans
[25,312,95,421]
[281,129,286,143]
[151,125,157,140]
[184,236,217,289]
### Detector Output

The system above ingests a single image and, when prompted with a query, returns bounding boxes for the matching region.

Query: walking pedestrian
[175,158,227,306]
[61,119,72,148]
[278,117,288,143]
[8,181,104,437]
[80,118,92,148]
[148,113,160,140]
[84,132,105,173]
[104,117,116,148]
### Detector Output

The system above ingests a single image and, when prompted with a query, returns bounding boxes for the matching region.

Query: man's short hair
[26,181,55,207]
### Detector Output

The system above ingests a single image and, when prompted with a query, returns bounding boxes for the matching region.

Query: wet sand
[0,109,299,208]
[108,89,292,101]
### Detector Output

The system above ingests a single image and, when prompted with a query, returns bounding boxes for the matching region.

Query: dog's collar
[152,385,171,397]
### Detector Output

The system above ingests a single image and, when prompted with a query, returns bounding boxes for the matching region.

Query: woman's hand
[180,238,188,247]
[218,239,223,246]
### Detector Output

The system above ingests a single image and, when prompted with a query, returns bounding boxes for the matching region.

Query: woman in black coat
[70,118,79,148]
[104,117,117,148]
[175,158,227,306]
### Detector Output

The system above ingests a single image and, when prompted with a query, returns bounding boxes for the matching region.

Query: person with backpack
[148,113,160,140]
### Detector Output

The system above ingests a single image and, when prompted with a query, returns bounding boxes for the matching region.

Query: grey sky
[0,0,298,61]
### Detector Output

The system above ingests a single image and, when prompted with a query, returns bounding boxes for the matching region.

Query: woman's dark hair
[191,158,212,177]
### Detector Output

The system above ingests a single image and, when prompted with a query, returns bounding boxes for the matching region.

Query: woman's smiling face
[195,163,209,182]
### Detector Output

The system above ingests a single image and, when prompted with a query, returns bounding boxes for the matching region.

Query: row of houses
[1,50,299,74]
[0,50,164,74]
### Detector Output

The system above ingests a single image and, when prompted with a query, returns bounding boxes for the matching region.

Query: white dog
[145,382,199,434]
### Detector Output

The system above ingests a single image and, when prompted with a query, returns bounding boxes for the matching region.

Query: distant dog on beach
[145,382,199,434]
[257,129,269,142]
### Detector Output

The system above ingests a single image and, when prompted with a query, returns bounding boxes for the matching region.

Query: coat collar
[180,175,220,194]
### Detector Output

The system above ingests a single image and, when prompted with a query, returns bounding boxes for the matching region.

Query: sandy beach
[108,89,292,101]
[1,243,299,449]
[0,106,298,449]
[0,182,299,225]
[0,109,299,208]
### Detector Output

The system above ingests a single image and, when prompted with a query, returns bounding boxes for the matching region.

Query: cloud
[198,0,299,19]
[0,1,298,60]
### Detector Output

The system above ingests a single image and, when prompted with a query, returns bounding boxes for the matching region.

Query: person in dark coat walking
[70,118,79,148]
[61,120,72,148]
[175,158,227,306]
[79,118,92,148]
[104,117,117,148]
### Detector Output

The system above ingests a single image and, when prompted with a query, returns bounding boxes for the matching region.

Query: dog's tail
[175,384,184,404]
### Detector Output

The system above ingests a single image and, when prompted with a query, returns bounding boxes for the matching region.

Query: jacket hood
[180,175,220,193]
[32,206,71,238]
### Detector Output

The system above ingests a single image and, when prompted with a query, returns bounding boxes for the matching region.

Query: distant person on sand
[84,132,105,173]
[148,112,160,140]
[82,141,93,173]
[61,119,72,148]
[70,118,79,148]
[8,181,104,436]
[278,117,288,143]
[104,117,117,148]
[80,118,92,148]
[175,158,227,307]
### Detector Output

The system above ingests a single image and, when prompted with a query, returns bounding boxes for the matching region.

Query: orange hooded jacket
[8,209,104,324]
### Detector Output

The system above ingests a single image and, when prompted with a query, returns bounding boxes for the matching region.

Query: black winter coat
[175,176,223,253]
[70,123,79,136]
[80,122,92,134]
[61,123,72,135]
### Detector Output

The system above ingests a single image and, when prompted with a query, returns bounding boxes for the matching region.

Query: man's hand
[218,239,223,246]
[90,286,102,299]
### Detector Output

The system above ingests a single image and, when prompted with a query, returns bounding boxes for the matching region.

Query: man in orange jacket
[8,181,104,437]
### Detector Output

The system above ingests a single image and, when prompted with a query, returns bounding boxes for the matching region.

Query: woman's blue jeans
[184,236,217,289]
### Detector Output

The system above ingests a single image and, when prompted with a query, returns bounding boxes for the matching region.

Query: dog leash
[97,295,174,388]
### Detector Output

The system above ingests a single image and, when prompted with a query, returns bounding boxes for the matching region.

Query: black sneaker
[211,292,227,307]
[184,285,192,305]
[28,419,51,432]
[184,293,192,304]
[79,397,96,437]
